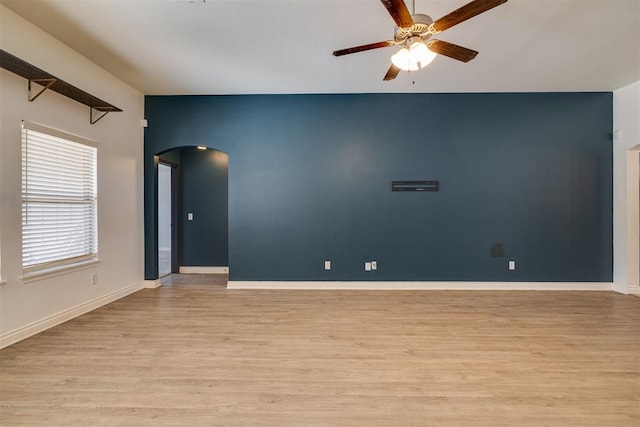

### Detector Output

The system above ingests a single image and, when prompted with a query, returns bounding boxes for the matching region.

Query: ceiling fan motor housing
[394,14,434,43]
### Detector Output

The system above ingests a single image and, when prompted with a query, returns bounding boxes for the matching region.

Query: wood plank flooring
[1,274,639,426]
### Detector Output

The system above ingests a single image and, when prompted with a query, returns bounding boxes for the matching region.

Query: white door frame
[626,144,640,294]
[157,162,174,277]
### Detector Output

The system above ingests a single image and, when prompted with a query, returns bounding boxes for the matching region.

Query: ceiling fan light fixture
[333,0,509,81]
[391,40,436,72]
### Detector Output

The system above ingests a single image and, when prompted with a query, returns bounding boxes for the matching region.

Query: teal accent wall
[144,93,613,282]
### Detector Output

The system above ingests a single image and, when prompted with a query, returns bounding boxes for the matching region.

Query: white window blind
[21,122,98,273]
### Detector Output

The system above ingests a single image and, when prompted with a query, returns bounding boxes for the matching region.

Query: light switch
[188,212,193,221]
[371,261,377,271]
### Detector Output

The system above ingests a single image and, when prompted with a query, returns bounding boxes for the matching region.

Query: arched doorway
[153,146,229,280]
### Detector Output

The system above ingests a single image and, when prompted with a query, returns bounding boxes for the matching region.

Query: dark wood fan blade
[433,0,508,33]
[332,41,395,57]
[383,64,401,81]
[427,39,478,62]
[380,0,414,28]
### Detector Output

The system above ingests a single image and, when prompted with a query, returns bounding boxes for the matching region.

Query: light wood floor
[1,274,639,426]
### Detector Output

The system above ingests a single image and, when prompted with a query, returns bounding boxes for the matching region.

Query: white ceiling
[2,0,639,95]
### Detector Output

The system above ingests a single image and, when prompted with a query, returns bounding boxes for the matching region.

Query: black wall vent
[392,181,439,192]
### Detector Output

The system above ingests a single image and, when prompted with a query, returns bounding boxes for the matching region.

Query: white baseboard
[0,281,145,350]
[627,285,640,295]
[612,282,640,295]
[144,279,162,289]
[613,282,629,294]
[179,266,229,274]
[227,281,614,291]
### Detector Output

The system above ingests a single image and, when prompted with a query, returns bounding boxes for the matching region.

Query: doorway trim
[624,144,640,294]
[158,159,179,276]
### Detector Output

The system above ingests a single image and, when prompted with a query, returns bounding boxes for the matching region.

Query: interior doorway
[158,162,174,277]
[154,146,229,280]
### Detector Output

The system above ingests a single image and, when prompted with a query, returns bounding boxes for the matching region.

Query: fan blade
[383,64,401,81]
[427,40,478,62]
[433,0,508,33]
[333,41,395,57]
[380,0,414,28]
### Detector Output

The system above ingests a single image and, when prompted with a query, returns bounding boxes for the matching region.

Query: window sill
[21,259,101,284]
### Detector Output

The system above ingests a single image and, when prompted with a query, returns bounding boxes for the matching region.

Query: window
[21,121,97,274]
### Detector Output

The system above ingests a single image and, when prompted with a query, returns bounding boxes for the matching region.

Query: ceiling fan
[332,0,508,81]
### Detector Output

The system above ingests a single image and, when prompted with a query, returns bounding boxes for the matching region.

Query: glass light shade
[391,41,437,72]
[411,41,436,67]
[391,47,415,71]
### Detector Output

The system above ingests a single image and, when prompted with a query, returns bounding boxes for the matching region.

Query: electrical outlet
[324,260,331,270]
[365,262,372,271]
[508,260,516,271]
[188,212,193,221]
[371,261,377,271]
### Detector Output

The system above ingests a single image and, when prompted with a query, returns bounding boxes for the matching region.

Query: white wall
[0,5,145,347]
[613,80,640,294]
